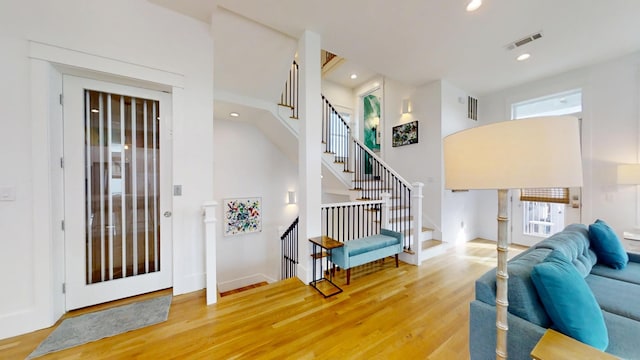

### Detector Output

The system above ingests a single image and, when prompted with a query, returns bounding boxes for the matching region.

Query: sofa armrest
[380,228,403,245]
[331,245,348,269]
[628,252,640,263]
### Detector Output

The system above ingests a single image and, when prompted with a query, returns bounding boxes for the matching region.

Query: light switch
[0,187,16,201]
[173,185,182,196]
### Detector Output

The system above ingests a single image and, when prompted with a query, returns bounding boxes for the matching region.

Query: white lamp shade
[618,164,640,184]
[443,116,583,190]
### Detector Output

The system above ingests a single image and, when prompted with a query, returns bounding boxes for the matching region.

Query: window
[522,201,565,237]
[511,89,582,119]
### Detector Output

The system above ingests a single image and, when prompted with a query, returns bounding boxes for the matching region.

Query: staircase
[278,60,442,265]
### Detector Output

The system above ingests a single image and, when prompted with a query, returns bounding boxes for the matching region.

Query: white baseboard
[0,307,55,340]
[217,273,276,293]
[173,272,206,296]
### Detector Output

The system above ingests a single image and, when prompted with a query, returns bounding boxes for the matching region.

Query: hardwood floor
[0,240,525,359]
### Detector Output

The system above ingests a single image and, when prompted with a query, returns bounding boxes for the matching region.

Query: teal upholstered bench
[330,229,404,284]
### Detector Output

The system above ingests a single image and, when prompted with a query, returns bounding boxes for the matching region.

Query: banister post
[297,30,323,285]
[412,182,424,264]
[347,126,353,173]
[202,201,218,305]
[381,192,392,230]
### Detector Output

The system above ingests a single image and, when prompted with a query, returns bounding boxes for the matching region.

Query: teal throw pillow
[531,250,609,351]
[589,219,629,269]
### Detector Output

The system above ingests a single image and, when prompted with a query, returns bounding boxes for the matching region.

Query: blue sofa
[331,228,403,284]
[470,224,640,359]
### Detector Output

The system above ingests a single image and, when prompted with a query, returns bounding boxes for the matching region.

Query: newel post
[412,182,424,259]
[381,192,392,230]
[203,201,218,305]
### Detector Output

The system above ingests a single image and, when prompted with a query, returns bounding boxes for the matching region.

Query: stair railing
[280,217,299,280]
[322,95,350,172]
[277,59,420,255]
[279,61,299,119]
[352,138,413,251]
[321,200,384,243]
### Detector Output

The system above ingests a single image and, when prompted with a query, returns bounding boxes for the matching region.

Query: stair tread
[353,179,385,183]
[389,206,410,210]
[373,216,414,224]
[422,239,442,251]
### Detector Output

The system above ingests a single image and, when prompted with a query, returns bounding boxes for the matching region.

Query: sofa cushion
[589,219,629,269]
[346,234,398,256]
[534,223,596,277]
[591,262,640,286]
[586,274,640,321]
[531,250,609,351]
[507,248,553,327]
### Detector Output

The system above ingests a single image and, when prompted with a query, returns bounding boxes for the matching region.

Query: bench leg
[346,269,351,285]
[395,254,399,267]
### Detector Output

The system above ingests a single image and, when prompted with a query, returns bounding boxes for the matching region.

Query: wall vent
[506,31,543,51]
[468,96,478,121]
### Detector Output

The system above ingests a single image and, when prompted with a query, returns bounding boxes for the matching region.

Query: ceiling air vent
[468,96,478,121]
[506,31,543,51]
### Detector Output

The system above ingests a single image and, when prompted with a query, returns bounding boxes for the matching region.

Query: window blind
[520,188,569,204]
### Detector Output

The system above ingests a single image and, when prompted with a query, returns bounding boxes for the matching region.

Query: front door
[63,76,172,310]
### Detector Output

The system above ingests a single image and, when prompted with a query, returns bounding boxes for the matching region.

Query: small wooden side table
[530,329,617,360]
[309,236,344,298]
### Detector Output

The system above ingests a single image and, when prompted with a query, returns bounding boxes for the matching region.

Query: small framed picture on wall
[392,121,418,147]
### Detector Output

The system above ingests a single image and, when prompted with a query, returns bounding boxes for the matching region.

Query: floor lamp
[443,116,583,359]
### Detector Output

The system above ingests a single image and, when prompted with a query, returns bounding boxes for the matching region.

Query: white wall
[0,0,213,339]
[322,79,355,113]
[478,51,640,240]
[213,119,298,290]
[383,79,442,236]
[440,81,482,243]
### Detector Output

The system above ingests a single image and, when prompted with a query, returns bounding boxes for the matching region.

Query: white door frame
[29,41,184,324]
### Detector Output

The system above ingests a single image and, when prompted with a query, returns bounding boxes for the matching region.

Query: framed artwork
[392,121,419,147]
[363,93,381,151]
[224,197,262,236]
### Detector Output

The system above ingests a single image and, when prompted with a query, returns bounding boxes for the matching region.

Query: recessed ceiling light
[350,74,358,80]
[229,112,240,117]
[466,0,482,12]
[516,53,531,61]
[91,108,99,113]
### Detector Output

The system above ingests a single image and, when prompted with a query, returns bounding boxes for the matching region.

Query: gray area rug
[27,295,172,359]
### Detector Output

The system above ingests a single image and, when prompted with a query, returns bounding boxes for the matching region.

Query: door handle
[164,211,172,218]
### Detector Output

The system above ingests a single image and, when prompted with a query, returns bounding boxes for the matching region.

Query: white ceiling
[151,0,640,95]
